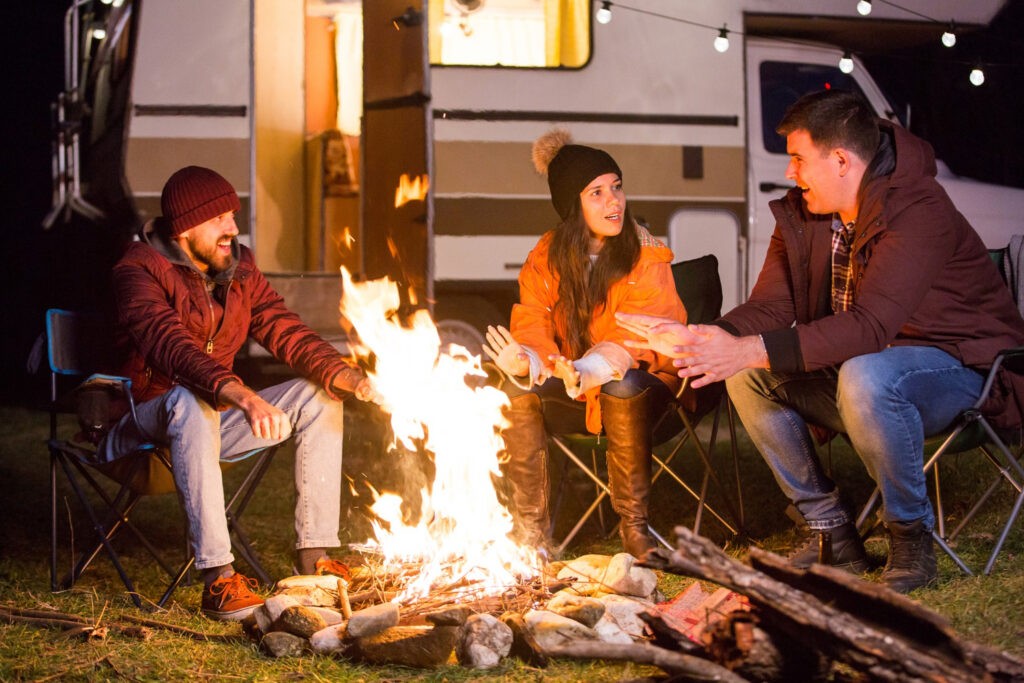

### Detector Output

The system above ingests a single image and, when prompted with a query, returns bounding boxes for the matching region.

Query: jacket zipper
[202,277,216,354]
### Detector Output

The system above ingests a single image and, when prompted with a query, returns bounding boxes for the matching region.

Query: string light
[713,25,729,53]
[941,22,956,48]
[839,51,854,74]
[595,1,995,96]
[91,27,107,40]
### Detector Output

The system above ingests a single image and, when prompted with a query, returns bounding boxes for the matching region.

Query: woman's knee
[600,370,656,399]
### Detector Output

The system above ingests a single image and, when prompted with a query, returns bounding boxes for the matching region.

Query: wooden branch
[0,609,90,631]
[544,641,746,682]
[500,611,549,668]
[651,525,1022,682]
[749,549,962,655]
[120,615,241,642]
[0,605,89,623]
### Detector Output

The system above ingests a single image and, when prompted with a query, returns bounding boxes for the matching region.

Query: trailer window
[759,61,873,154]
[428,0,590,68]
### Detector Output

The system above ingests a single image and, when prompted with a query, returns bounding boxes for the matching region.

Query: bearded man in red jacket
[99,166,374,620]
[619,90,1024,594]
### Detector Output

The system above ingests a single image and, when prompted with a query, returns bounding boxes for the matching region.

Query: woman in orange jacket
[483,130,688,558]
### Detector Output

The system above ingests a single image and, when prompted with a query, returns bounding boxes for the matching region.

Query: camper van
[64,0,1024,353]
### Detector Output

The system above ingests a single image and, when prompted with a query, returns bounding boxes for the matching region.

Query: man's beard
[196,240,235,274]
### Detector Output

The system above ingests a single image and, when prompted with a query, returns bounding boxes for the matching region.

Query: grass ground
[1,399,1022,681]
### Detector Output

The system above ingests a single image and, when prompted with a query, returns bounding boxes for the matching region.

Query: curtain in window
[545,0,588,67]
[333,7,363,136]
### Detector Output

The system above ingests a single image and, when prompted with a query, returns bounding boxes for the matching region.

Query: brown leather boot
[500,393,550,548]
[601,389,656,559]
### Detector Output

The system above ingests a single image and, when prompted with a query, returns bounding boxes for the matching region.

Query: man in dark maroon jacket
[618,90,1024,593]
[99,166,374,620]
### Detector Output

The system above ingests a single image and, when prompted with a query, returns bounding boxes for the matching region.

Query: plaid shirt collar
[830,214,857,313]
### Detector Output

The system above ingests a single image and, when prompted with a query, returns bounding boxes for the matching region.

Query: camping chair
[854,244,1024,576]
[46,308,279,608]
[547,255,746,556]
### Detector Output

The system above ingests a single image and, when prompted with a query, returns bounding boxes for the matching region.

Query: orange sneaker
[201,573,264,621]
[314,557,352,581]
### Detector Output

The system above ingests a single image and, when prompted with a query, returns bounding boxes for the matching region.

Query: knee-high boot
[601,389,656,558]
[500,393,550,547]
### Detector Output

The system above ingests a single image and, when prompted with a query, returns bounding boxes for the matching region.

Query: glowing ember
[394,173,429,208]
[339,267,541,603]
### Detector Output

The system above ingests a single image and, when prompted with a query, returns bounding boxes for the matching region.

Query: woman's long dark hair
[549,200,641,359]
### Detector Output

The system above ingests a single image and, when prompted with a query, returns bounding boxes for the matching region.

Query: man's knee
[725,367,770,400]
[163,385,219,425]
[836,354,895,409]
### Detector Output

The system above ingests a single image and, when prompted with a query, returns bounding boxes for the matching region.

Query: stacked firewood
[246,551,672,668]
[551,527,1024,682]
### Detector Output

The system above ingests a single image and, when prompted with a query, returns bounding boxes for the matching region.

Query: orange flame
[339,267,540,603]
[394,173,429,208]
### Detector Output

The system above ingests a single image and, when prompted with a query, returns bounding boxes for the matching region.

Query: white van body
[112,0,1021,334]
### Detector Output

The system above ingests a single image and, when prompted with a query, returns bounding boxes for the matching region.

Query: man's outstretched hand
[616,313,768,388]
[615,312,701,357]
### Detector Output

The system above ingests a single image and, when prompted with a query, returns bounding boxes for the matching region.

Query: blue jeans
[99,378,345,570]
[726,346,983,531]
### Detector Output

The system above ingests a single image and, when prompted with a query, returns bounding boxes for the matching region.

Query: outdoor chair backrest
[671,254,723,326]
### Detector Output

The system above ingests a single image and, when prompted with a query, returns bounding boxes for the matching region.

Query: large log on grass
[544,641,745,682]
[641,526,1024,682]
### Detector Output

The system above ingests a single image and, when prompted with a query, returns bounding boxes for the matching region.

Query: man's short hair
[776,90,879,162]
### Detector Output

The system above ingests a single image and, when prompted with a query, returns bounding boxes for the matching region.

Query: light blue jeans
[99,378,345,570]
[726,346,984,531]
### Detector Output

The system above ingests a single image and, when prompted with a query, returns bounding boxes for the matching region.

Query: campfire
[222,271,1021,678]
[237,269,676,668]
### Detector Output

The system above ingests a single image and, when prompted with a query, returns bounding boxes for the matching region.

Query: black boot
[788,522,869,573]
[499,393,550,548]
[601,389,656,559]
[881,519,937,593]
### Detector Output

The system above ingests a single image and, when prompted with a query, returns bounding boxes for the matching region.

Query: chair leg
[54,454,142,608]
[726,397,745,529]
[50,448,59,593]
[223,447,278,586]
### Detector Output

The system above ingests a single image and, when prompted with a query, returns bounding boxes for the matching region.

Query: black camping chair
[547,255,746,555]
[46,308,279,608]
[855,244,1024,576]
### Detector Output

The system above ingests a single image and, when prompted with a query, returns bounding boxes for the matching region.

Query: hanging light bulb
[941,22,956,48]
[969,66,985,86]
[839,51,854,74]
[856,0,872,16]
[91,27,107,40]
[596,1,612,24]
[713,26,730,53]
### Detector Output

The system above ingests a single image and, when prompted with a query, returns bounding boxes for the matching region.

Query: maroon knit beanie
[160,166,241,236]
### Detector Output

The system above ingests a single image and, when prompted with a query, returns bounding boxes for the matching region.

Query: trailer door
[361,1,432,309]
[744,40,893,296]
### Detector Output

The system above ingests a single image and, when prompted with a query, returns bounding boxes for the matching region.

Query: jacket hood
[884,119,938,186]
[856,120,940,229]
[141,218,239,285]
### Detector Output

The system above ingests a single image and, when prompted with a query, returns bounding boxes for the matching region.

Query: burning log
[641,526,1024,682]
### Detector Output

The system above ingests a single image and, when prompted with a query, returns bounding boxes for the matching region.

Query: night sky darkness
[1,1,1022,401]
